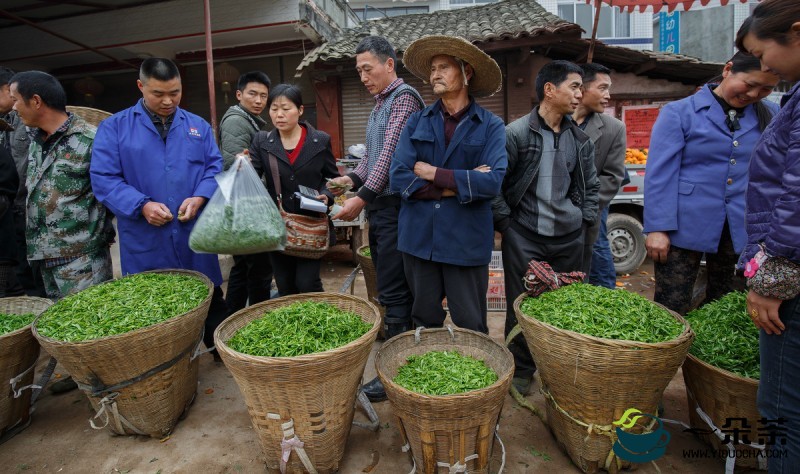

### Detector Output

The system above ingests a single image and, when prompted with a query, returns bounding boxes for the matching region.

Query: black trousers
[403,253,489,334]
[654,223,744,315]
[225,252,273,313]
[501,226,584,378]
[12,206,45,297]
[205,286,230,350]
[368,205,412,326]
[269,251,323,296]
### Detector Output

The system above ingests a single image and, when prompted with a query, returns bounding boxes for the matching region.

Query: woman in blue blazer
[643,52,779,314]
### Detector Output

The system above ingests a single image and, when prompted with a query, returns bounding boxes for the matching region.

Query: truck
[607,164,646,275]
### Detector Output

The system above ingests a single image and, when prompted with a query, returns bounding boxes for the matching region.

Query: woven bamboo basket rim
[215,292,380,363]
[66,105,112,127]
[0,296,53,340]
[685,353,759,388]
[356,244,372,258]
[31,269,213,347]
[513,292,694,349]
[376,327,514,401]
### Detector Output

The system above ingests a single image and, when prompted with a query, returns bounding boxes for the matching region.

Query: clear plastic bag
[190,154,287,254]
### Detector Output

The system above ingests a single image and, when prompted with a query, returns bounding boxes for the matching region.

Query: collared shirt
[142,100,175,142]
[442,100,471,148]
[350,78,423,202]
[36,113,72,158]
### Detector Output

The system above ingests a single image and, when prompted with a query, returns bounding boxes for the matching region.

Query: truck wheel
[607,213,647,275]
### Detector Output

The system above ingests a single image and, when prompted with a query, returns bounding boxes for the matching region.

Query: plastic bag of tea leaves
[190,153,286,254]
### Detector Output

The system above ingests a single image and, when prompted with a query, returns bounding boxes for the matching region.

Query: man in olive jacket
[218,71,273,313]
[493,60,599,395]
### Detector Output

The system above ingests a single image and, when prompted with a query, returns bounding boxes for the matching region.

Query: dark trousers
[654,223,744,315]
[368,205,412,326]
[501,226,585,378]
[269,251,323,296]
[205,286,229,350]
[225,252,273,313]
[758,295,800,474]
[403,253,489,334]
[12,206,44,297]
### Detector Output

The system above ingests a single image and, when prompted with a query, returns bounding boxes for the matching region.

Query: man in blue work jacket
[390,36,506,334]
[90,58,228,356]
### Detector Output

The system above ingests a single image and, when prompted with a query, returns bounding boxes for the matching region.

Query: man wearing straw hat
[390,35,506,334]
[493,60,599,395]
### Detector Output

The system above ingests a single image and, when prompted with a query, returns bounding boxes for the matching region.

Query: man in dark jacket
[0,145,19,296]
[493,60,599,395]
[0,66,42,297]
[218,71,274,313]
[573,63,626,288]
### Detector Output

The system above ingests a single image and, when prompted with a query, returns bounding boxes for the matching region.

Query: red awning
[583,0,750,14]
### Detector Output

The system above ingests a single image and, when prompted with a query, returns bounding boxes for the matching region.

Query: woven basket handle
[413,325,455,344]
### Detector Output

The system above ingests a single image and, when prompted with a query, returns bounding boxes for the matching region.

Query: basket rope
[685,386,767,473]
[540,386,660,472]
[75,335,201,397]
[265,413,318,474]
[10,361,40,398]
[30,357,57,405]
[89,392,146,435]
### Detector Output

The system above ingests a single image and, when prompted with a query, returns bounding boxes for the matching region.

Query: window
[355,5,429,20]
[558,1,631,38]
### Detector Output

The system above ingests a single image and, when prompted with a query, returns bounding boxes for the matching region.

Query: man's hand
[142,201,174,226]
[747,290,785,335]
[646,231,670,263]
[177,196,207,222]
[326,176,353,197]
[414,162,437,181]
[474,165,491,173]
[333,195,366,221]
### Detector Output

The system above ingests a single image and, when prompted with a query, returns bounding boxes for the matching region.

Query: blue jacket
[740,82,800,265]
[90,101,223,285]
[644,85,778,254]
[390,99,506,266]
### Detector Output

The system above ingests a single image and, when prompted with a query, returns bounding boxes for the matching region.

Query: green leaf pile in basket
[520,283,684,343]
[394,350,498,396]
[686,291,759,379]
[0,312,36,336]
[359,247,371,257]
[36,273,208,342]
[227,301,371,357]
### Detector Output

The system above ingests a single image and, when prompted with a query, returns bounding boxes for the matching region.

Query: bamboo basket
[31,269,213,438]
[66,106,112,126]
[355,245,385,339]
[375,327,514,474]
[683,354,765,470]
[514,293,694,473]
[0,297,53,437]
[214,292,380,474]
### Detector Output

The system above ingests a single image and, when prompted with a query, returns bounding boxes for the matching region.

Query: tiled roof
[297,0,581,71]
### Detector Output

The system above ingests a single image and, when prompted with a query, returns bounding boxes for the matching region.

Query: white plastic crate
[443,251,506,312]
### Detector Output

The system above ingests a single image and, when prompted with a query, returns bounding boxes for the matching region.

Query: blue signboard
[659,12,680,54]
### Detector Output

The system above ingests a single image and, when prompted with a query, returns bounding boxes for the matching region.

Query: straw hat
[402,35,502,98]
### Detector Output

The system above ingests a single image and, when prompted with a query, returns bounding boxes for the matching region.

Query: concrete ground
[0,243,746,473]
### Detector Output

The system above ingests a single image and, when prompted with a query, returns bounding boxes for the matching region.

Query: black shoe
[362,376,387,402]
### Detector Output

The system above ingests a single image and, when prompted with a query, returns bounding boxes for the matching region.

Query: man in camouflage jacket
[9,71,113,300]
